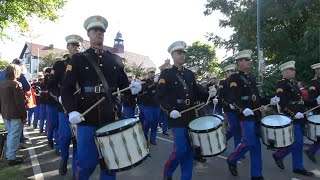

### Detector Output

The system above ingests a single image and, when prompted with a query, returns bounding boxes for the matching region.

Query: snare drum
[95,118,149,172]
[306,115,320,142]
[188,115,226,157]
[260,114,294,148]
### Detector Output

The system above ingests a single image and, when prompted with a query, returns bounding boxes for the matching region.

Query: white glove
[58,96,62,104]
[294,112,304,119]
[208,86,217,97]
[270,96,280,105]
[130,80,142,95]
[169,110,181,119]
[229,104,235,109]
[242,108,254,117]
[68,111,85,124]
[316,95,320,105]
[154,75,159,83]
[212,98,218,105]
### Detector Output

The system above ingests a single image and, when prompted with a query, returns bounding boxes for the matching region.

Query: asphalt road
[20,125,319,180]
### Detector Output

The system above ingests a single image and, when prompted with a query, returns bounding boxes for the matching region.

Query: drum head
[307,115,320,124]
[261,115,291,127]
[189,116,221,131]
[96,118,138,134]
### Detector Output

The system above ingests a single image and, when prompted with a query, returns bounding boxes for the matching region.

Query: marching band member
[272,61,316,176]
[141,67,160,145]
[219,64,242,149]
[157,41,215,180]
[48,34,83,176]
[305,63,320,163]
[226,50,279,180]
[121,72,137,118]
[61,15,141,180]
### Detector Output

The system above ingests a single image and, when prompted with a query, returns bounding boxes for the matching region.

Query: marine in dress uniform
[48,35,83,176]
[44,65,61,154]
[61,15,141,180]
[219,64,242,149]
[226,50,278,180]
[305,63,320,163]
[272,61,316,176]
[121,73,137,118]
[141,67,160,145]
[157,41,216,180]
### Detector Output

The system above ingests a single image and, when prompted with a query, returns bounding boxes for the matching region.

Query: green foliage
[39,51,58,72]
[204,0,320,94]
[0,0,67,39]
[0,60,9,71]
[185,41,219,78]
[124,61,147,80]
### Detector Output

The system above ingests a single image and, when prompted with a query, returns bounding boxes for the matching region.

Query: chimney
[49,44,54,49]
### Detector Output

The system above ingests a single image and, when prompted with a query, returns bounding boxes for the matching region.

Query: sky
[0,0,233,67]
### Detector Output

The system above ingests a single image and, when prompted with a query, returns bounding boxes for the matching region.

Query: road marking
[156,136,242,164]
[24,128,44,180]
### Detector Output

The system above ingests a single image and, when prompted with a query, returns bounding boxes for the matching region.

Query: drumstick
[276,103,281,114]
[180,103,205,114]
[303,104,320,115]
[252,104,271,112]
[111,85,133,96]
[74,88,81,95]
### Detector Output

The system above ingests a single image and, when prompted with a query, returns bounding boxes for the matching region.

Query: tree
[124,61,147,80]
[185,41,219,78]
[39,51,58,72]
[0,59,9,71]
[204,0,320,96]
[0,0,67,39]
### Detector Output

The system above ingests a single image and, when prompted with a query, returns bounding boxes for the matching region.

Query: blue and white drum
[95,118,149,172]
[260,114,294,148]
[188,115,226,157]
[306,115,320,142]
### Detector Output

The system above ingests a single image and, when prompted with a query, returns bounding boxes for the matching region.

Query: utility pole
[257,0,264,96]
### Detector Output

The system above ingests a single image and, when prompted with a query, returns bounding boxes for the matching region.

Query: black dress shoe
[304,150,317,163]
[227,159,238,176]
[163,176,172,180]
[55,149,61,156]
[272,154,284,169]
[59,160,67,176]
[39,129,43,133]
[7,157,24,166]
[293,169,314,176]
[162,132,169,136]
[150,141,157,145]
[251,176,264,180]
[48,141,54,149]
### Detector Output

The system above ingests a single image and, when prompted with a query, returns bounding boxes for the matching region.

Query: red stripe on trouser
[274,147,287,159]
[163,146,177,174]
[228,121,246,161]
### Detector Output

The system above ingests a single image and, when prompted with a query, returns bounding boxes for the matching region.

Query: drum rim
[189,115,223,133]
[200,146,227,157]
[95,118,140,137]
[104,152,149,173]
[261,139,294,149]
[260,114,293,128]
[307,115,320,125]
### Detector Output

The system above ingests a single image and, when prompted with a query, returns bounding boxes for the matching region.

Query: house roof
[20,41,155,69]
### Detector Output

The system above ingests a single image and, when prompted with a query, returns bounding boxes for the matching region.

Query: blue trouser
[47,105,60,151]
[4,119,23,160]
[121,106,135,118]
[34,105,40,128]
[143,106,160,143]
[163,128,194,180]
[225,111,241,149]
[76,125,115,180]
[59,112,77,173]
[159,110,168,133]
[138,104,145,127]
[228,120,262,177]
[273,124,305,170]
[308,143,320,154]
[35,104,47,131]
[27,107,35,125]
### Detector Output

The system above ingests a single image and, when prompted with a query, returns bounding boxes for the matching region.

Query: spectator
[0,64,27,165]
[298,81,308,101]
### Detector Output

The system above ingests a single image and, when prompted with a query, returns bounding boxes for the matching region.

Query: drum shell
[189,115,227,157]
[260,114,294,149]
[306,115,320,142]
[95,118,149,172]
